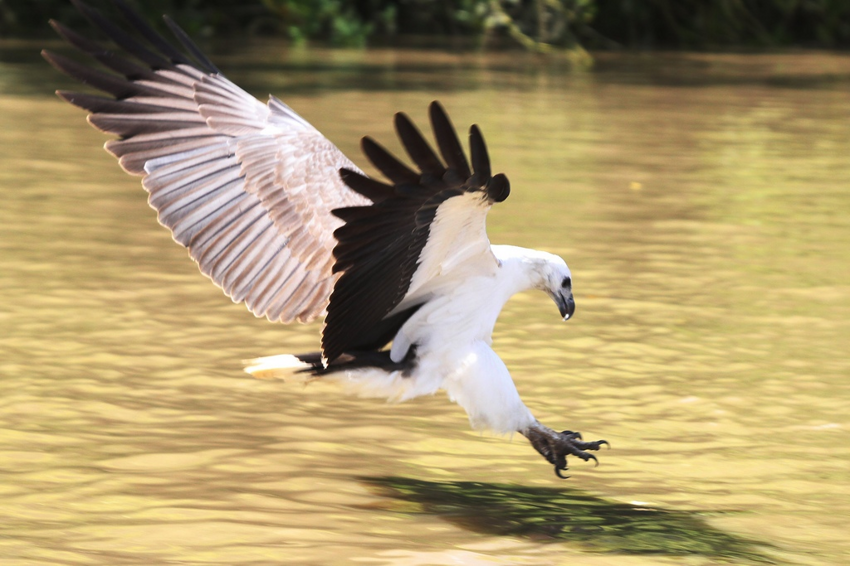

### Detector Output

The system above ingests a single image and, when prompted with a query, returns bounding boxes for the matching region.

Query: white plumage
[47,0,608,477]
[248,245,570,436]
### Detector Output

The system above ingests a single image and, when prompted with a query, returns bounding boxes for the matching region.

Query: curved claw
[525,424,608,477]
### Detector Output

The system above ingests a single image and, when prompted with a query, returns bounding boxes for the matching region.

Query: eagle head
[542,259,575,321]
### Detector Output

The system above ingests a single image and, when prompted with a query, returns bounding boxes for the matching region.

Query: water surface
[1,43,849,565]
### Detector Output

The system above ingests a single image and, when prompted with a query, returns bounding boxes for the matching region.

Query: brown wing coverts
[323,101,510,363]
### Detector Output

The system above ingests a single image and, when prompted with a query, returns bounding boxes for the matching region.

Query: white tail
[243,353,443,404]
[243,354,311,380]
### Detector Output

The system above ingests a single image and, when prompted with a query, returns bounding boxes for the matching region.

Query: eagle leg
[521,422,609,479]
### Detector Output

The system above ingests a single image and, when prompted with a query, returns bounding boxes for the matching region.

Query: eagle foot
[522,422,609,479]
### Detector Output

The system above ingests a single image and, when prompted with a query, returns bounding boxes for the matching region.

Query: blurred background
[2,1,849,565]
[4,0,850,51]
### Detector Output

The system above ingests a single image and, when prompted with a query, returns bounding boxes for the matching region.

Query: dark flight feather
[361,137,420,185]
[468,124,490,185]
[163,15,222,74]
[112,0,197,68]
[486,173,511,203]
[56,91,177,114]
[42,51,165,99]
[338,168,394,203]
[429,101,471,179]
[70,0,173,70]
[394,112,445,176]
[323,101,510,363]
[292,343,419,377]
[48,20,159,82]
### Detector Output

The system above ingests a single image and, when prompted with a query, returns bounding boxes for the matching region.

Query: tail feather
[243,347,434,402]
[244,347,418,380]
[243,353,320,380]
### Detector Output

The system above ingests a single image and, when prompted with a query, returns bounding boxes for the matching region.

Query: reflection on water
[1,39,849,566]
[363,476,777,563]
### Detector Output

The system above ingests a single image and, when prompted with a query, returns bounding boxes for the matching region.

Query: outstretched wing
[42,0,370,323]
[323,101,510,363]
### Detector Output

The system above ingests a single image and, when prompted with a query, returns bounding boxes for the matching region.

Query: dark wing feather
[70,0,172,70]
[338,168,394,205]
[43,50,163,98]
[112,0,197,68]
[468,124,491,185]
[49,20,161,81]
[56,91,183,115]
[322,101,509,363]
[429,101,471,179]
[162,15,221,73]
[361,137,420,186]
[394,112,445,176]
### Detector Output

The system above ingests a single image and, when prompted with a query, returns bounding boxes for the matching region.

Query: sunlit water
[1,40,849,565]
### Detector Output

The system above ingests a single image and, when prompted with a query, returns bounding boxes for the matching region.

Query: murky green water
[1,41,849,565]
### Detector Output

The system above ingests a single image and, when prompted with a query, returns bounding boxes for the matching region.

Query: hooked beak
[552,291,576,321]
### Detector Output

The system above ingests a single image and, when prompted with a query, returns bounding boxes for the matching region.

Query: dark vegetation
[4,0,850,50]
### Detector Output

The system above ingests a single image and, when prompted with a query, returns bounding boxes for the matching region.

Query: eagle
[44,0,608,478]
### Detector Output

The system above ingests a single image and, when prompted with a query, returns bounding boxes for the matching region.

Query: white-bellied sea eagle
[44,0,608,478]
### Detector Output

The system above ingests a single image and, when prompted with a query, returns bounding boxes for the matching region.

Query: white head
[491,245,576,321]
